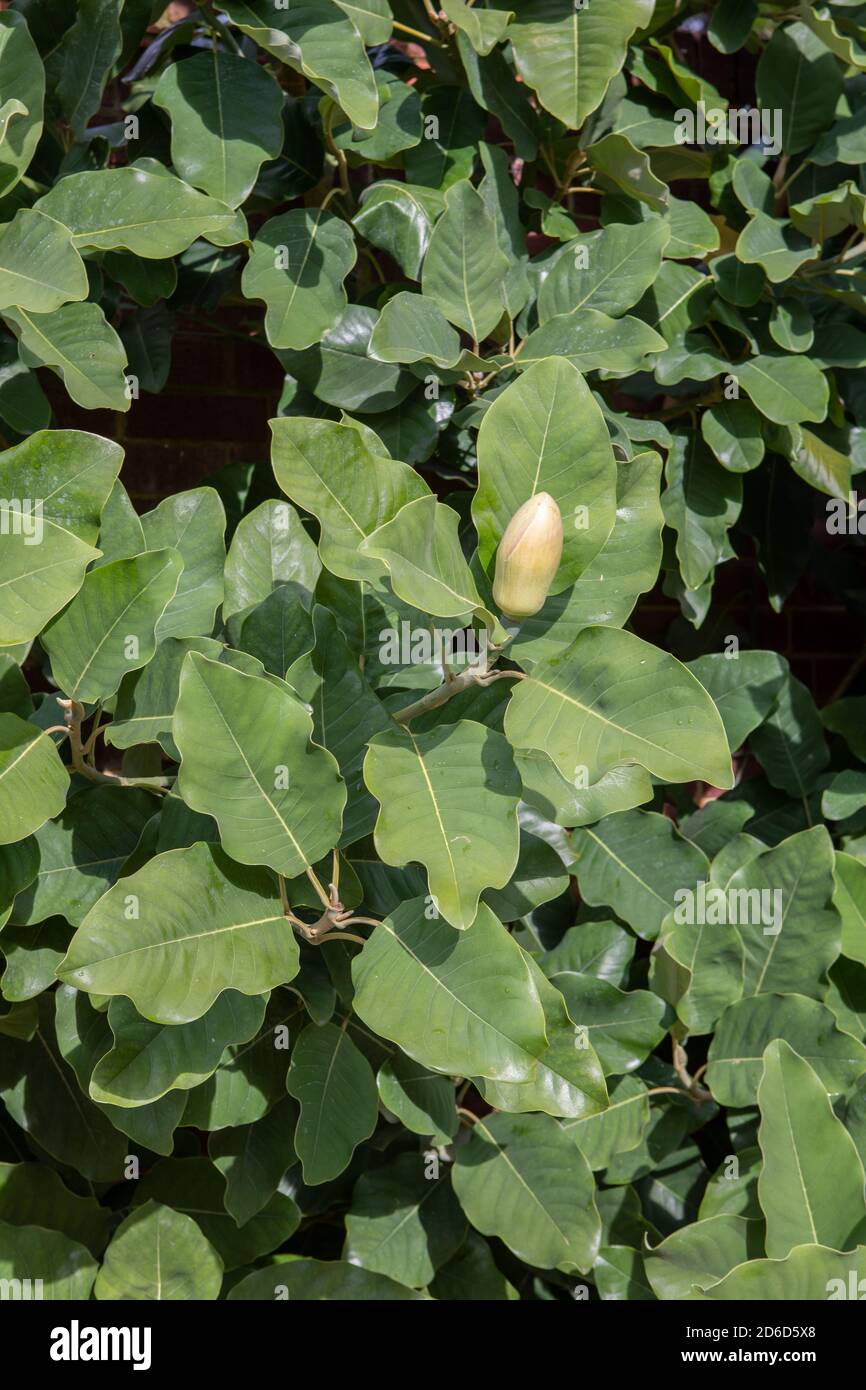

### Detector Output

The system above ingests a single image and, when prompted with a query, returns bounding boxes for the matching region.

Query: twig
[57,699,169,793]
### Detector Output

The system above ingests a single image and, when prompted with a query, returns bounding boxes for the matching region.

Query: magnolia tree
[0,0,866,1305]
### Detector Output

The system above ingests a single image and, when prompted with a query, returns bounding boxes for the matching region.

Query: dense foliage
[1,0,866,1303]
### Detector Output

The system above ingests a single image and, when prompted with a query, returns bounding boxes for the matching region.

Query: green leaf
[701,399,765,472]
[360,494,490,625]
[221,0,379,131]
[835,851,866,966]
[153,49,284,208]
[140,487,226,641]
[94,1200,223,1300]
[509,0,652,129]
[364,720,520,929]
[564,1074,649,1170]
[35,166,243,255]
[0,10,44,198]
[57,842,298,1025]
[662,430,742,591]
[553,973,669,1073]
[345,1152,466,1287]
[0,1159,109,1256]
[755,21,842,156]
[0,208,86,313]
[421,180,507,342]
[229,1257,426,1299]
[53,0,121,139]
[730,827,840,1000]
[0,713,69,845]
[571,809,709,942]
[377,1054,458,1142]
[223,496,320,626]
[736,211,818,282]
[368,290,461,368]
[210,1095,299,1226]
[89,991,267,1107]
[242,208,356,351]
[286,1020,378,1183]
[42,548,183,703]
[586,133,669,213]
[704,1243,866,1300]
[353,181,444,280]
[404,87,484,190]
[538,219,670,321]
[0,994,127,1181]
[271,416,429,581]
[351,897,547,1081]
[0,1221,96,1299]
[518,308,665,375]
[791,427,851,501]
[453,1111,600,1272]
[442,0,512,54]
[656,906,743,1037]
[731,353,828,427]
[750,672,830,796]
[134,1155,299,1268]
[10,785,155,927]
[0,431,117,645]
[472,357,616,589]
[645,1214,764,1299]
[430,1228,518,1300]
[505,625,733,789]
[175,653,345,878]
[3,300,130,411]
[707,992,866,1107]
[476,961,608,1120]
[757,1040,866,1258]
[307,605,392,846]
[685,651,786,752]
[181,994,293,1130]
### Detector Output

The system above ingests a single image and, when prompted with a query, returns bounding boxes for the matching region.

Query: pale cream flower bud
[492,492,563,620]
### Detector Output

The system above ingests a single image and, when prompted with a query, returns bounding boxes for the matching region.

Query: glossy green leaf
[58,842,298,1025]
[94,1200,223,1301]
[345,1152,466,1287]
[505,626,733,790]
[453,1111,601,1272]
[352,897,547,1081]
[421,180,507,342]
[364,720,520,928]
[286,1020,378,1184]
[175,653,345,878]
[42,549,183,703]
[153,50,284,208]
[271,416,428,581]
[221,0,379,131]
[0,208,86,313]
[707,993,866,1108]
[242,209,356,351]
[35,167,244,256]
[0,10,44,198]
[0,713,69,845]
[757,1040,866,1258]
[509,0,652,129]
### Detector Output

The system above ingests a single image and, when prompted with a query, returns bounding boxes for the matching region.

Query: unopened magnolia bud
[492,492,563,620]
